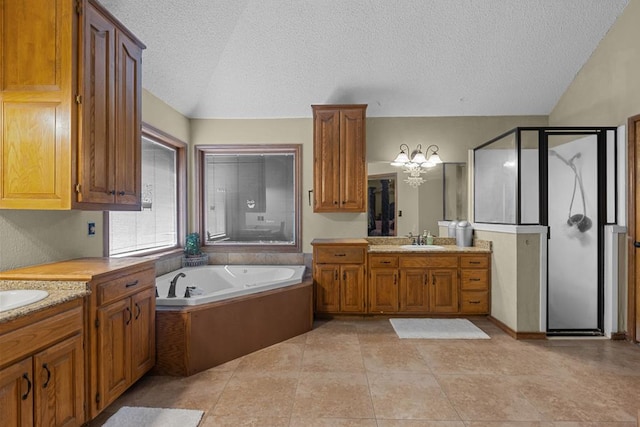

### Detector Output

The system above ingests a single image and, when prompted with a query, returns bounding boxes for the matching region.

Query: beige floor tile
[292,371,374,419]
[235,342,304,372]
[289,417,379,426]
[377,421,465,427]
[302,341,365,372]
[361,342,432,373]
[212,371,299,417]
[437,374,543,421]
[200,414,291,426]
[368,372,460,420]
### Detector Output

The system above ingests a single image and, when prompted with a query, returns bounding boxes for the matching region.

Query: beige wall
[191,115,547,252]
[516,234,541,332]
[549,0,640,126]
[0,89,189,271]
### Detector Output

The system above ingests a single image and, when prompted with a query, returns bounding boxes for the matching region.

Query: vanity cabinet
[0,0,144,210]
[369,254,459,314]
[92,265,155,415]
[312,239,368,314]
[459,254,491,313]
[0,299,85,427]
[312,105,367,212]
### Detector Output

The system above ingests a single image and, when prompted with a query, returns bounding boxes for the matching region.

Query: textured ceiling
[99,0,628,119]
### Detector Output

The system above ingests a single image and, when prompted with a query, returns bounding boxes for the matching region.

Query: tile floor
[88,317,640,426]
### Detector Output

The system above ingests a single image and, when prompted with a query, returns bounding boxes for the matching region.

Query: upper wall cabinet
[312,104,367,212]
[0,0,145,210]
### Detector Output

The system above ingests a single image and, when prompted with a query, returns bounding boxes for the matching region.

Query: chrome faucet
[167,272,186,298]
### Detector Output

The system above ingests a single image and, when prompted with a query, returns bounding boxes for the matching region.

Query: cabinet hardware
[125,280,139,288]
[432,276,436,285]
[75,0,82,14]
[334,201,338,205]
[75,94,82,104]
[423,275,427,285]
[469,261,481,264]
[469,300,481,304]
[380,261,391,264]
[634,241,640,248]
[125,307,132,325]
[75,184,81,193]
[342,200,346,204]
[308,189,313,206]
[334,253,346,257]
[343,271,346,280]
[108,190,116,195]
[42,363,51,388]
[118,191,125,196]
[394,274,397,285]
[96,393,101,404]
[334,270,338,280]
[22,373,32,400]
[135,303,141,319]
[470,278,481,282]
[95,318,100,328]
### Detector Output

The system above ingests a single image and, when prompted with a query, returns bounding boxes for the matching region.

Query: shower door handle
[634,241,640,248]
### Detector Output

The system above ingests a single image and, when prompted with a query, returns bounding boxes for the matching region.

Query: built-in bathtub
[154,264,312,376]
[155,265,306,306]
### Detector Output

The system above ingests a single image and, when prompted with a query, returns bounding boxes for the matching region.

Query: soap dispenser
[426,231,434,245]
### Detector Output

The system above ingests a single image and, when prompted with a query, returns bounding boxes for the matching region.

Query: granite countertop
[366,236,492,253]
[0,280,90,323]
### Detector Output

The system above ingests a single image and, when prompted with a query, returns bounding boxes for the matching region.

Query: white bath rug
[390,318,490,339]
[103,406,204,427]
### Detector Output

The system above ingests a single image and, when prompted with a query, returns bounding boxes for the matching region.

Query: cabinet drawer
[369,255,398,268]
[97,268,155,305]
[315,247,365,264]
[460,291,489,314]
[461,270,489,290]
[460,255,489,268]
[399,255,457,268]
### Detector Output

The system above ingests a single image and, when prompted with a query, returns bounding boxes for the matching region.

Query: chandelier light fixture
[390,144,443,188]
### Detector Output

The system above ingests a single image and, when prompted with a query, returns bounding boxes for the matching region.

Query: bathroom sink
[0,289,49,312]
[399,245,444,251]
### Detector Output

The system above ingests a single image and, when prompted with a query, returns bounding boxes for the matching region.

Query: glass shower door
[547,134,600,332]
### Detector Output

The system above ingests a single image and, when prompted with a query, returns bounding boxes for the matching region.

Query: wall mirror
[443,162,468,221]
[367,174,397,236]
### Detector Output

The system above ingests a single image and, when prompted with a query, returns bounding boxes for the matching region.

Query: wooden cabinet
[460,254,491,314]
[0,258,156,423]
[0,0,145,210]
[312,239,367,314]
[312,105,367,212]
[0,299,85,427]
[370,254,459,314]
[92,266,155,415]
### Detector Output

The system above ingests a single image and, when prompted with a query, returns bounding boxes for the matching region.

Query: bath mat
[389,318,490,339]
[102,406,204,427]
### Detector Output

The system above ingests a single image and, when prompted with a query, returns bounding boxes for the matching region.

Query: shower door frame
[541,129,613,336]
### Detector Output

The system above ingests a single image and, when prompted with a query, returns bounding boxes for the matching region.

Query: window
[108,125,186,256]
[197,144,301,252]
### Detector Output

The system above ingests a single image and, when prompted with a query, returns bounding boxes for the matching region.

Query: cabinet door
[114,30,143,207]
[33,334,84,427]
[0,0,73,209]
[0,358,33,426]
[97,298,131,409]
[79,3,117,205]
[340,265,365,313]
[400,269,429,312]
[314,265,340,313]
[369,268,398,313]
[429,269,458,313]
[339,108,366,211]
[313,109,341,211]
[131,288,156,381]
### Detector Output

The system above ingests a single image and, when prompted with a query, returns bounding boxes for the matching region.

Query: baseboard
[610,332,627,340]
[488,316,547,340]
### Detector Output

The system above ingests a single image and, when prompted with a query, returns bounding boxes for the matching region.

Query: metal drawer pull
[42,363,51,388]
[468,300,481,304]
[334,253,346,257]
[468,261,481,264]
[380,261,391,264]
[22,373,31,400]
[125,280,139,288]
[126,307,132,325]
[135,303,141,320]
[470,278,481,281]
[118,191,126,196]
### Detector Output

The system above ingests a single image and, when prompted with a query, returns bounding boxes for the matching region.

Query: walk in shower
[474,127,617,335]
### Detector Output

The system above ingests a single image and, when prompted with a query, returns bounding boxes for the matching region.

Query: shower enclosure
[474,127,617,335]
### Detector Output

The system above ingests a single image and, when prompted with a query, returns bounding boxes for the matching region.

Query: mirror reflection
[368,174,397,236]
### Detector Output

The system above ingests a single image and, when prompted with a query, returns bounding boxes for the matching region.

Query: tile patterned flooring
[88,317,640,426]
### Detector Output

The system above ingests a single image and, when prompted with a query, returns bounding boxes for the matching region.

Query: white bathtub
[155,265,306,306]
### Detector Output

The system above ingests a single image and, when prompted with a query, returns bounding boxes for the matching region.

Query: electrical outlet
[88,222,96,236]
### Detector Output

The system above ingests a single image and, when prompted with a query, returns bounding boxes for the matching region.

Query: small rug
[390,318,490,339]
[103,406,204,427]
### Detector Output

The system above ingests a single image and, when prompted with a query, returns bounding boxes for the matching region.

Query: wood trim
[628,114,640,343]
[610,332,627,340]
[487,316,547,340]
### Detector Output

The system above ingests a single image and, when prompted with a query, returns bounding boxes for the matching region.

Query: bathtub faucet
[168,272,186,298]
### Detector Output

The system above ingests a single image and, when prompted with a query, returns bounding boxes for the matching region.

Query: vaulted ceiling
[99,0,628,119]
